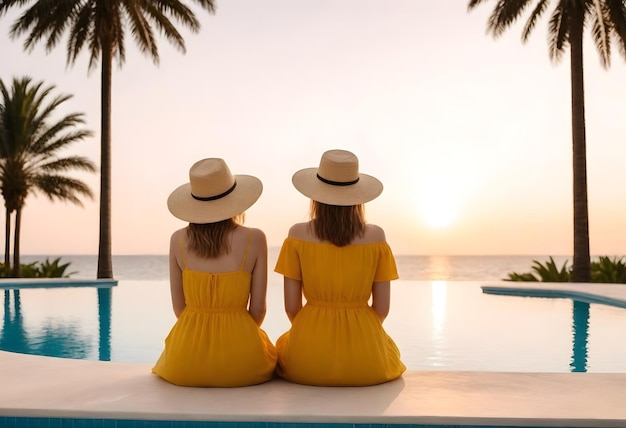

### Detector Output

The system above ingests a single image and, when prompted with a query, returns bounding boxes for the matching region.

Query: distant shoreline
[13,254,581,282]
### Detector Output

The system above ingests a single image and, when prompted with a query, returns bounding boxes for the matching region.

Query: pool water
[2,280,626,372]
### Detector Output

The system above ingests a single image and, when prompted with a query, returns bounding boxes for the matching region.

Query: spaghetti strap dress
[152,232,277,387]
[274,238,406,386]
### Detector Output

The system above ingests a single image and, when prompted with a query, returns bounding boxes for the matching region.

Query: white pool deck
[1,281,626,427]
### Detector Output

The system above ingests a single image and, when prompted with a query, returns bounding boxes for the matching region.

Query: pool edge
[1,350,625,428]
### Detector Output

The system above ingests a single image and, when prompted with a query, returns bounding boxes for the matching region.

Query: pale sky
[1,0,626,257]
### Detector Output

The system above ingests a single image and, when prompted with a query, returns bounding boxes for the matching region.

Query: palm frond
[589,0,612,67]
[522,0,549,41]
[31,113,90,152]
[33,174,94,205]
[468,0,491,11]
[108,1,128,64]
[155,0,202,33]
[67,2,93,65]
[33,134,93,163]
[487,0,534,38]
[38,156,96,174]
[125,2,162,62]
[547,5,568,62]
[10,0,71,53]
[605,0,626,59]
[470,0,626,67]
[190,0,217,14]
[8,0,217,69]
[32,92,74,127]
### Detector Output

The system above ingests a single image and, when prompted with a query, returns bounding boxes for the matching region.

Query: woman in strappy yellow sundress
[275,149,406,386]
[153,158,277,387]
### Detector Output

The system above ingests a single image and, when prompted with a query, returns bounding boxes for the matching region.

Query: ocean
[19,251,572,282]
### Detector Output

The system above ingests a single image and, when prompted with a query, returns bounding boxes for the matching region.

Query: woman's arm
[284,276,303,323]
[371,281,391,322]
[169,230,186,318]
[248,229,268,326]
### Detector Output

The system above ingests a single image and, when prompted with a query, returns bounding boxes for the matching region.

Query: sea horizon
[13,253,593,282]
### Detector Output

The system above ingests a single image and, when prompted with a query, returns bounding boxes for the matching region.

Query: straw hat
[167,158,262,223]
[292,149,383,206]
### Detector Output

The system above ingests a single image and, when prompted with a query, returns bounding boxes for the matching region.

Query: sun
[421,194,458,228]
[422,200,457,228]
[418,177,461,229]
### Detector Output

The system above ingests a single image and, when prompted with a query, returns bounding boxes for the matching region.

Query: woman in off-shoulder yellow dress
[274,149,406,386]
[152,158,276,387]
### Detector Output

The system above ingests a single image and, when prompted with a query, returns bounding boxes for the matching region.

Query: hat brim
[167,174,262,223]
[292,168,383,206]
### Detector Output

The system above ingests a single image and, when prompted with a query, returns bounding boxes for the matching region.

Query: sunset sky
[1,0,625,257]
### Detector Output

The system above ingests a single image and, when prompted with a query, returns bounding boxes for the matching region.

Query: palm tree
[468,0,626,282]
[0,76,95,277]
[0,0,216,278]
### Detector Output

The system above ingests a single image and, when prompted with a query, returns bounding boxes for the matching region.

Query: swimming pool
[2,279,626,373]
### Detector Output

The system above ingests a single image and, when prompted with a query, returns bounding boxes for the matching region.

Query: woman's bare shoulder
[360,224,387,244]
[231,227,267,265]
[287,222,312,240]
[236,226,267,246]
[250,227,267,245]
[170,228,186,245]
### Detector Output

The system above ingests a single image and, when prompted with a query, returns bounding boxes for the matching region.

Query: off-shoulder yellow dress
[274,238,406,386]
[152,235,277,387]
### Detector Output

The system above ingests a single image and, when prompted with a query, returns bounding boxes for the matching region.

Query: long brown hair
[186,214,244,258]
[310,201,365,247]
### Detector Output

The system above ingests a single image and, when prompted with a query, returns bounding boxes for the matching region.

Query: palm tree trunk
[97,40,114,279]
[4,206,11,275]
[569,4,591,283]
[11,207,21,278]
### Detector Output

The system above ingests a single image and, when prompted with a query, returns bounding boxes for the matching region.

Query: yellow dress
[274,238,406,386]
[152,235,277,387]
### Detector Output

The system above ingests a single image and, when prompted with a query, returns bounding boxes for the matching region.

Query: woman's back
[274,222,405,386]
[176,226,263,274]
[278,232,396,302]
[178,227,257,315]
[153,226,277,387]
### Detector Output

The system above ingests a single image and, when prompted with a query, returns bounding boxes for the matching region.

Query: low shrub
[591,256,626,283]
[0,257,75,278]
[505,256,626,283]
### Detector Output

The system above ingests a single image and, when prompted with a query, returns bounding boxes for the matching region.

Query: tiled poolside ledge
[0,278,118,289]
[481,281,626,309]
[1,351,626,428]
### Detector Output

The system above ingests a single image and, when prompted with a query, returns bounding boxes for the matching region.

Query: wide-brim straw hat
[168,158,262,223]
[292,149,383,206]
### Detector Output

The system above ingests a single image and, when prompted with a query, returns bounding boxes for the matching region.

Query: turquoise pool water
[2,280,626,372]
